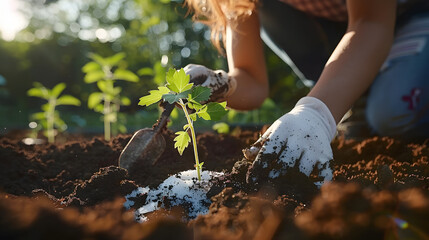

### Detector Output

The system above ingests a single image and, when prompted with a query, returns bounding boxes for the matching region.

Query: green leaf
[166,68,177,92]
[41,103,51,112]
[56,95,81,106]
[166,68,193,93]
[162,89,191,104]
[197,102,228,121]
[51,83,66,98]
[97,81,107,93]
[188,100,203,110]
[183,124,190,130]
[138,86,170,107]
[118,124,127,134]
[166,68,175,78]
[27,88,48,99]
[105,52,125,66]
[54,116,67,131]
[137,67,154,76]
[114,69,139,82]
[94,104,104,113]
[173,131,191,155]
[88,92,103,109]
[113,86,122,96]
[212,122,230,134]
[84,70,105,83]
[189,113,197,121]
[82,61,101,73]
[88,53,108,66]
[121,96,131,106]
[31,112,46,121]
[40,120,47,129]
[190,86,211,103]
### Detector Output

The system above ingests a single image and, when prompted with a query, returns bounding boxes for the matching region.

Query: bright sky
[0,0,28,41]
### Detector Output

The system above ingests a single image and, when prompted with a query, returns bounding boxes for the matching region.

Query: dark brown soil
[0,128,428,240]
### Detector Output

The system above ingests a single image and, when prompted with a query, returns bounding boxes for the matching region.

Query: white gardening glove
[245,96,337,187]
[184,64,237,102]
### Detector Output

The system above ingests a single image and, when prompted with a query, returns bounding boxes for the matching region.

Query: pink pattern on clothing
[402,88,422,110]
[279,0,348,22]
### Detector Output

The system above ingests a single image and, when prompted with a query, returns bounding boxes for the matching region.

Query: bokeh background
[0,0,309,138]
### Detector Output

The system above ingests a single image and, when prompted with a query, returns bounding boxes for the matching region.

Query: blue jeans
[258,0,429,138]
[366,13,429,138]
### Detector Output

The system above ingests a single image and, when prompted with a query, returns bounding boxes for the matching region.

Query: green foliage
[212,122,230,134]
[83,52,139,141]
[138,86,170,107]
[188,86,211,103]
[0,0,305,134]
[27,82,81,143]
[0,0,227,125]
[166,68,193,93]
[174,131,191,155]
[197,102,228,121]
[139,67,228,181]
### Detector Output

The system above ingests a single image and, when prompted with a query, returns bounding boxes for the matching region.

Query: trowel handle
[154,103,175,132]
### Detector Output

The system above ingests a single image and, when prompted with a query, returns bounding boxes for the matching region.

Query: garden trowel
[118,103,175,171]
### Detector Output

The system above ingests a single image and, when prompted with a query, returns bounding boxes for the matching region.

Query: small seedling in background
[27,82,81,143]
[139,68,228,181]
[82,52,139,141]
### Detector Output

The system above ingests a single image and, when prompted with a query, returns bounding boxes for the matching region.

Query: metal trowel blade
[118,128,166,171]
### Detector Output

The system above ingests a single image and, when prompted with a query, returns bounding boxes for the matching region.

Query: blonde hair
[184,0,258,53]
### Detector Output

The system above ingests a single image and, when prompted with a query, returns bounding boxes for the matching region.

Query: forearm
[226,68,269,110]
[224,12,269,110]
[309,21,394,123]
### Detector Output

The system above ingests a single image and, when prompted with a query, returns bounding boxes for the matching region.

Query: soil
[0,128,428,240]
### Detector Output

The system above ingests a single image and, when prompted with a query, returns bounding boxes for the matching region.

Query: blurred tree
[4,0,224,109]
[0,0,305,130]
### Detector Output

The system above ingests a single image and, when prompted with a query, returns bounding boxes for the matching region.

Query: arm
[225,12,269,110]
[308,0,396,123]
[247,0,397,186]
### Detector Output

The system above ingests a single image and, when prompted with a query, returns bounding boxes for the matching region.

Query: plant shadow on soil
[0,128,428,240]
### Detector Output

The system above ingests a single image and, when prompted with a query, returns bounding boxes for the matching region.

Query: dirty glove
[184,64,237,102]
[245,96,337,187]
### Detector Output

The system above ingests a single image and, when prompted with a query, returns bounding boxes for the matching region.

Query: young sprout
[27,82,81,143]
[138,68,228,181]
[82,52,139,141]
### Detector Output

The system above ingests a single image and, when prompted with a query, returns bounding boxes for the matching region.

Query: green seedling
[139,68,228,181]
[27,82,81,143]
[82,52,139,141]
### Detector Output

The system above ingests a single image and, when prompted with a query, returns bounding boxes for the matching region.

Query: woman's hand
[245,97,337,187]
[184,64,237,102]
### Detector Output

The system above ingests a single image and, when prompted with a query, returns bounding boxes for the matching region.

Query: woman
[183,0,429,186]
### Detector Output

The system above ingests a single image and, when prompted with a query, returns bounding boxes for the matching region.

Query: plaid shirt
[280,0,348,21]
[279,0,422,22]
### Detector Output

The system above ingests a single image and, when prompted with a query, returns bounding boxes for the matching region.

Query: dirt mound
[0,130,428,239]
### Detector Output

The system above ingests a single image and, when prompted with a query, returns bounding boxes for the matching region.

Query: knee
[365,92,422,137]
[365,96,397,136]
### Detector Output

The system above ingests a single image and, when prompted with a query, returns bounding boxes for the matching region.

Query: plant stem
[179,99,201,181]
[112,98,121,136]
[104,95,111,141]
[47,99,55,143]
